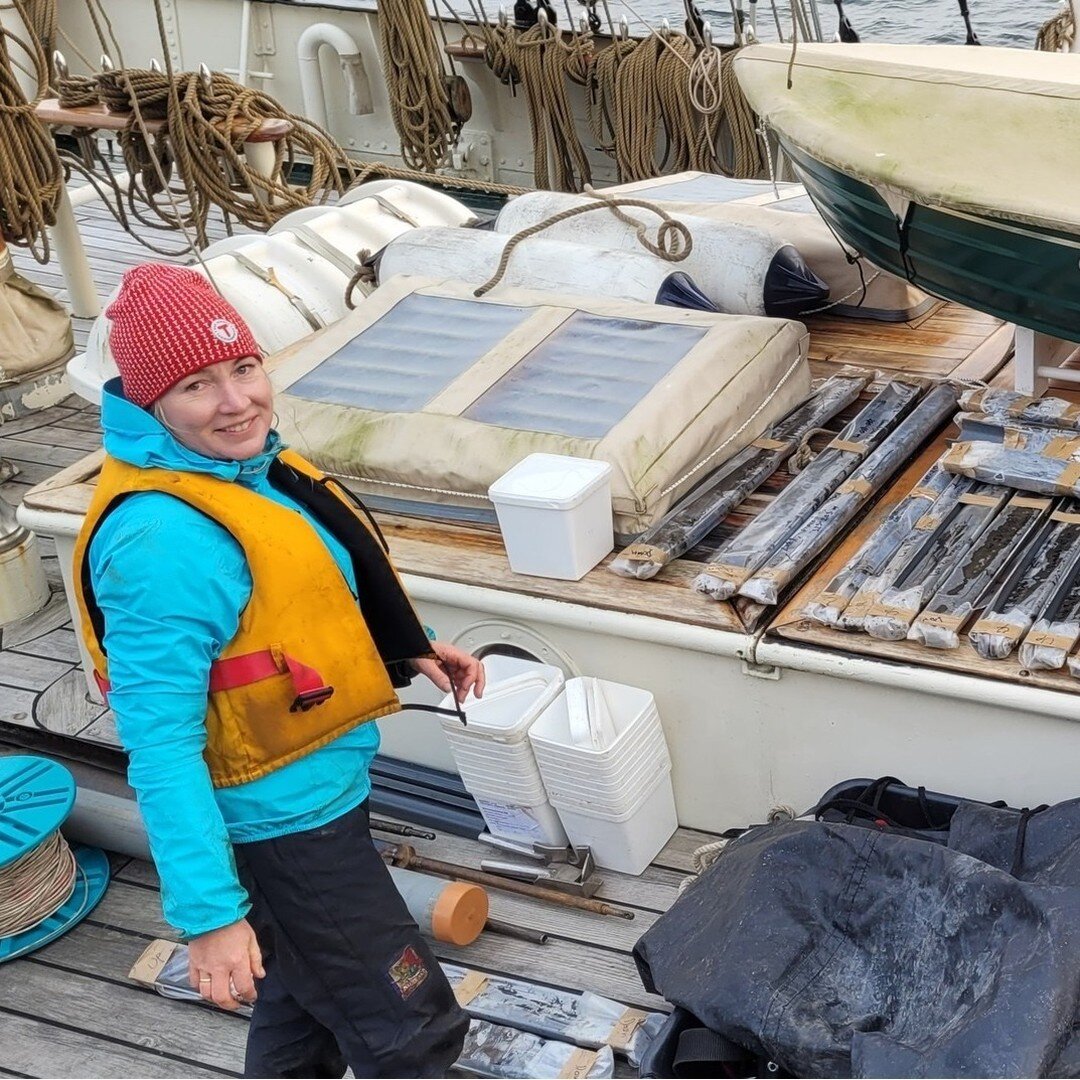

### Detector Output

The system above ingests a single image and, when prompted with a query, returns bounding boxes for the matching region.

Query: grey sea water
[600,0,1064,47]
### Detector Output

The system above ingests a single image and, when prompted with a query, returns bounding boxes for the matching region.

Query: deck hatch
[463,313,707,438]
[287,293,533,412]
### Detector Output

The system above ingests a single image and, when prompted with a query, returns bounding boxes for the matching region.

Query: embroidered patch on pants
[388,945,428,999]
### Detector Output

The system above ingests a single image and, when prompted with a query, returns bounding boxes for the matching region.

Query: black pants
[234,801,469,1078]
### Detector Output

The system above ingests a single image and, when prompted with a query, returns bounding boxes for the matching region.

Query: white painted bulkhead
[394,578,1080,832]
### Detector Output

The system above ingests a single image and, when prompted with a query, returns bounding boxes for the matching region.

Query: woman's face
[155,356,273,461]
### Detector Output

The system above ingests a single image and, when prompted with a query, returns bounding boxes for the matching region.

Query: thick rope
[513,20,593,192]
[613,34,663,182]
[0,830,78,937]
[1036,3,1075,50]
[718,47,764,177]
[586,33,634,157]
[377,0,456,172]
[655,32,720,174]
[474,189,692,297]
[0,0,64,261]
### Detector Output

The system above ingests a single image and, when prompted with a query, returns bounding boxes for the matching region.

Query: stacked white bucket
[442,665,676,875]
[439,663,570,849]
[529,678,676,875]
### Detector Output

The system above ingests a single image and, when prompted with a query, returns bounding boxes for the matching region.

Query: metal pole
[383,844,636,920]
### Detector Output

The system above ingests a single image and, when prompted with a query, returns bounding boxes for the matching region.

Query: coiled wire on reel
[0,756,110,963]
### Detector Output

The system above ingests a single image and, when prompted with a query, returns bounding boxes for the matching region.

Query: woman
[73,263,483,1078]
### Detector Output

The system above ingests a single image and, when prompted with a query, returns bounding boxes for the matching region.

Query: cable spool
[0,756,110,963]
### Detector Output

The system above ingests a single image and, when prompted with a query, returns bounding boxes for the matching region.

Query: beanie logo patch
[210,318,239,344]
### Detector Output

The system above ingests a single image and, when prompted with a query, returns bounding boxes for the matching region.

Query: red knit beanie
[106,263,261,406]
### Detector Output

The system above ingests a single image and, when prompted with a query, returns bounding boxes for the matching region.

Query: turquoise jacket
[89,379,381,938]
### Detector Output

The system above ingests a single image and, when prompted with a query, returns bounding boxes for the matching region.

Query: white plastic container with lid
[488,454,614,580]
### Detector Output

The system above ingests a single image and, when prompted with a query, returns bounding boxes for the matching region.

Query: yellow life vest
[73,448,434,788]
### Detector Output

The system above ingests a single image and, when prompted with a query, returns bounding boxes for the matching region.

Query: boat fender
[763,245,830,319]
[655,272,720,312]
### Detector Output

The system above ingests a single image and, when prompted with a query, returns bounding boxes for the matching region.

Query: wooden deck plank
[3,590,78,651]
[10,627,82,664]
[0,404,81,436]
[12,425,103,452]
[0,650,72,692]
[0,685,38,726]
[0,437,88,468]
[1,959,246,1074]
[35,668,108,737]
[0,1010,234,1080]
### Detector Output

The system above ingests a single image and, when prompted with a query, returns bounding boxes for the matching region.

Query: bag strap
[672,1026,754,1077]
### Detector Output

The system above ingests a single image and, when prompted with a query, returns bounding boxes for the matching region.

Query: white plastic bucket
[529,678,662,760]
[439,664,567,845]
[551,767,678,876]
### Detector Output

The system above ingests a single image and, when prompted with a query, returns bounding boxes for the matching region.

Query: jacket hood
[100,376,282,483]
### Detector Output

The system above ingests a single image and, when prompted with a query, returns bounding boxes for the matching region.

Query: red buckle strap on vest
[210,645,335,712]
[95,645,335,714]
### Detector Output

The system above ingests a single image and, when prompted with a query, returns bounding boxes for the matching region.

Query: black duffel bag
[634,778,1080,1078]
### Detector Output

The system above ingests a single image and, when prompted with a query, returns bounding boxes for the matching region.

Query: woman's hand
[412,640,485,703]
[188,917,265,1011]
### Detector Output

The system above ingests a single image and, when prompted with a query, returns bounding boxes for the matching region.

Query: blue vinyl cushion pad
[464,313,706,438]
[288,293,533,412]
[288,297,708,438]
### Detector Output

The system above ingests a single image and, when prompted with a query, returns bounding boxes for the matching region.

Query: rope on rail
[0,0,64,261]
[513,18,593,192]
[377,0,457,172]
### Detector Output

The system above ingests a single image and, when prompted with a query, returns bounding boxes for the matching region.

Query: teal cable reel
[0,755,110,963]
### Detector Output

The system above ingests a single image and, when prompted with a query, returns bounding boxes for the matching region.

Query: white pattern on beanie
[105,263,261,406]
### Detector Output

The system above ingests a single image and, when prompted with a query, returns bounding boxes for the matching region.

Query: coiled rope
[513,19,593,192]
[585,32,634,156]
[1036,3,1075,50]
[474,187,692,297]
[377,0,456,172]
[0,0,64,261]
[68,0,355,250]
[0,830,77,937]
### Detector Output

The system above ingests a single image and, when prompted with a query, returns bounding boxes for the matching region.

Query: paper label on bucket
[475,798,548,841]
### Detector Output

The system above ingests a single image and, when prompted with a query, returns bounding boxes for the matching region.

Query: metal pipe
[485,918,550,944]
[383,844,635,920]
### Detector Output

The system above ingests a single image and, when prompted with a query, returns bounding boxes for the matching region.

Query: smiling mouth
[218,417,257,435]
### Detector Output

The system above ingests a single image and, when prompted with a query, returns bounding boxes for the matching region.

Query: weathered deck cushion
[270,276,810,538]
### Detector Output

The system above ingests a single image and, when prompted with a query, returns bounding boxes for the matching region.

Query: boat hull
[782,140,1080,341]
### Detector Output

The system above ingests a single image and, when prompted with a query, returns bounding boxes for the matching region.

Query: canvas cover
[0,245,73,382]
[607,172,934,321]
[269,276,810,538]
[735,44,1080,237]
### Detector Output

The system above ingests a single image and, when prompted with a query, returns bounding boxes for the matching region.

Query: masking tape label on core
[609,1007,649,1048]
[559,1048,599,1078]
[453,970,489,1008]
